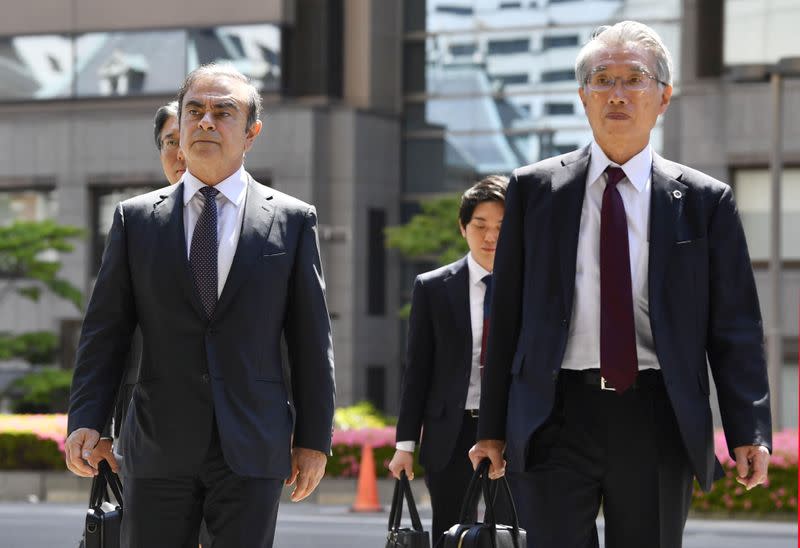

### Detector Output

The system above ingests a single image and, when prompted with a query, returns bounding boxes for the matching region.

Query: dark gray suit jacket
[68,175,335,479]
[478,145,771,491]
[396,257,474,472]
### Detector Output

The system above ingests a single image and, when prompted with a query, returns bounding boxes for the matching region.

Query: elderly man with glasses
[470,21,771,548]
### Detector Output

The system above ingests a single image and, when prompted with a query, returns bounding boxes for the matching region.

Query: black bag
[385,470,431,548]
[79,460,123,548]
[442,459,526,548]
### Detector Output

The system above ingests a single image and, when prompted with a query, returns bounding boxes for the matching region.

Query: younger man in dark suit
[389,176,507,544]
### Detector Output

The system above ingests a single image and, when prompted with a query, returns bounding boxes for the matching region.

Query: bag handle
[479,462,523,548]
[88,460,124,509]
[459,459,522,532]
[457,458,491,523]
[480,472,519,531]
[387,470,424,533]
[98,460,124,507]
[88,469,108,509]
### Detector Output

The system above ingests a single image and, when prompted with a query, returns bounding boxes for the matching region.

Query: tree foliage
[0,331,59,365]
[0,220,84,310]
[384,194,468,266]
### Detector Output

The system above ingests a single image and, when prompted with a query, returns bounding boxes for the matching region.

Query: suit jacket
[478,145,772,491]
[396,257,475,472]
[68,175,335,479]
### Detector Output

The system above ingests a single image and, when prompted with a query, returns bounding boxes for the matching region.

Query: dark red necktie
[600,166,638,392]
[480,274,493,377]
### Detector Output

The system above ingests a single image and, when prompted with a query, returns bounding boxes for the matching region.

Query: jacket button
[560,318,568,326]
[200,373,210,383]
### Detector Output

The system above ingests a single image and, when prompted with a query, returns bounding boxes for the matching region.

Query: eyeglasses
[160,138,179,152]
[584,71,667,92]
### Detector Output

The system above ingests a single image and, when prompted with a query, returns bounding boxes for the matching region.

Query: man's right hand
[64,428,101,477]
[469,439,506,479]
[388,450,415,480]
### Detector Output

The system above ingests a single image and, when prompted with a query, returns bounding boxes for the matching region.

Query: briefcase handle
[387,470,424,533]
[457,458,521,532]
[88,460,124,509]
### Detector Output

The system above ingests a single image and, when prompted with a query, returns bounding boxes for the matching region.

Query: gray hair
[176,62,263,133]
[574,21,673,87]
[153,100,179,151]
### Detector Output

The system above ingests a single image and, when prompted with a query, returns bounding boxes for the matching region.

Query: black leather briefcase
[442,459,525,548]
[79,460,123,548]
[385,471,430,548]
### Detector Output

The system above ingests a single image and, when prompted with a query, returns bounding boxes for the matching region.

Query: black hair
[458,175,508,228]
[153,100,179,151]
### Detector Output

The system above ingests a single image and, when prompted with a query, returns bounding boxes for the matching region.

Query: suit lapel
[443,257,471,371]
[152,183,207,319]
[648,153,688,307]
[553,146,591,314]
[214,176,276,319]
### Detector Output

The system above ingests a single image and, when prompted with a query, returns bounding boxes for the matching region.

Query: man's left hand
[733,445,770,490]
[285,447,327,502]
[86,438,120,473]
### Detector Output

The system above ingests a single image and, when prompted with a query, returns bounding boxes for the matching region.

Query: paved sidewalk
[0,502,795,548]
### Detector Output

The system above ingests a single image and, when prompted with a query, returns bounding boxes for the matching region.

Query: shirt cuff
[396,441,416,452]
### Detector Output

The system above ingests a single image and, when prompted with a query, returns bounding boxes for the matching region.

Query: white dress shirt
[396,253,489,452]
[465,252,490,409]
[561,141,660,371]
[182,166,248,298]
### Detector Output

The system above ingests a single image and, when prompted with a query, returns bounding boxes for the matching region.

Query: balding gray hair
[574,21,673,88]
[176,62,263,133]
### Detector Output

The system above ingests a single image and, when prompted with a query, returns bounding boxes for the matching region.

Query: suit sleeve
[395,277,435,444]
[68,203,137,435]
[706,186,772,455]
[478,172,525,441]
[284,206,336,454]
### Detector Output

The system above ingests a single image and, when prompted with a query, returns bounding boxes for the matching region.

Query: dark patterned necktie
[600,166,638,392]
[480,273,493,377]
[189,186,219,319]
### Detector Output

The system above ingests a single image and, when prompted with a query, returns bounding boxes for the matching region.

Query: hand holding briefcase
[442,458,526,548]
[385,470,430,548]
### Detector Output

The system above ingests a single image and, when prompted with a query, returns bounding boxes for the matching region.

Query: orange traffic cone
[350,442,383,512]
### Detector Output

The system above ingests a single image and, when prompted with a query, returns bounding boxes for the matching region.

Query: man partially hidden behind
[471,21,772,548]
[66,64,335,547]
[389,177,507,544]
[88,100,186,471]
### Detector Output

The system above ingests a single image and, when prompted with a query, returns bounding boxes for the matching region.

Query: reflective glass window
[187,24,282,93]
[0,35,73,100]
[75,30,186,97]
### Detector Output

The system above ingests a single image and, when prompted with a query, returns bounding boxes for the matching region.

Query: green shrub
[334,401,397,430]
[0,433,65,470]
[692,464,797,516]
[5,367,73,413]
[327,443,424,479]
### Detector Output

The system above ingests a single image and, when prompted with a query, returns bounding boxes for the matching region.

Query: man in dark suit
[66,64,335,548]
[470,21,772,548]
[388,176,507,544]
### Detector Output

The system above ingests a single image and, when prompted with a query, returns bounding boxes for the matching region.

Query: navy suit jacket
[478,146,771,491]
[396,257,475,472]
[68,175,335,479]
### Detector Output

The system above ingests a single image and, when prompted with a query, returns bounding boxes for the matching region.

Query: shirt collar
[587,140,652,193]
[182,165,248,206]
[466,253,491,287]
